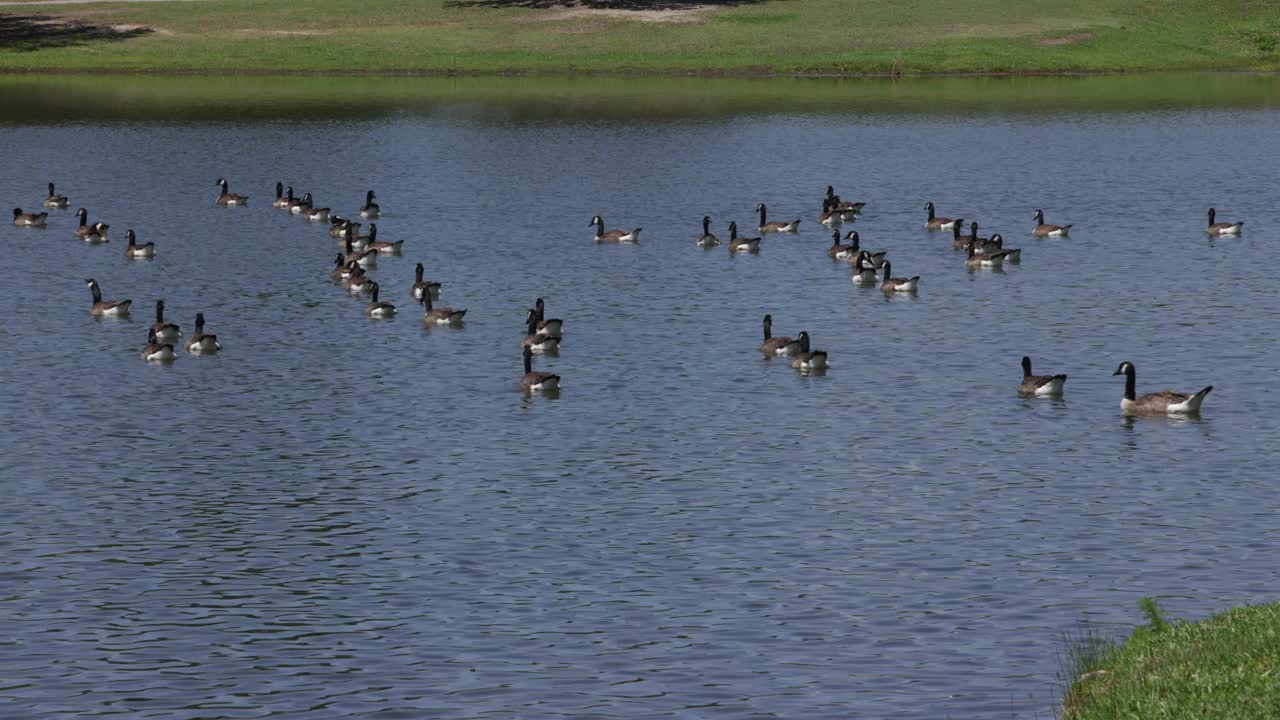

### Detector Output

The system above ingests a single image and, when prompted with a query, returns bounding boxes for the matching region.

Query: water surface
[2,74,1278,719]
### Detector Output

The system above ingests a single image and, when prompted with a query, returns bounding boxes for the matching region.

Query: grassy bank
[1063,600,1280,720]
[1,0,1280,76]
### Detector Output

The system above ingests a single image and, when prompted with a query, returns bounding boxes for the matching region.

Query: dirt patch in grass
[233,28,327,36]
[529,5,710,23]
[1040,32,1093,46]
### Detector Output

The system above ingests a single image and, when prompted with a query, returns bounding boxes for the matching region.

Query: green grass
[1,0,1280,75]
[1062,599,1280,720]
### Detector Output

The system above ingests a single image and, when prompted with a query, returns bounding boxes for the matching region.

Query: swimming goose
[755,203,799,233]
[924,201,957,231]
[411,263,442,300]
[879,261,920,293]
[727,221,761,253]
[286,190,311,213]
[72,208,107,240]
[272,182,290,209]
[422,292,466,325]
[840,231,887,266]
[85,278,131,317]
[695,215,720,247]
[817,200,842,229]
[827,229,854,258]
[1032,210,1071,237]
[140,329,177,363]
[365,224,403,254]
[365,282,397,318]
[346,265,374,295]
[337,222,371,251]
[950,219,975,249]
[533,298,563,338]
[990,234,1021,262]
[12,208,48,227]
[81,222,109,244]
[184,313,221,354]
[1113,361,1212,415]
[1207,208,1243,236]
[522,311,561,353]
[329,216,359,238]
[215,178,248,206]
[850,251,879,285]
[590,215,641,243]
[965,238,1008,267]
[824,186,866,216]
[759,314,800,356]
[279,185,299,210]
[43,183,68,209]
[1019,356,1067,396]
[521,347,560,392]
[302,197,331,222]
[791,331,828,371]
[149,300,181,344]
[344,232,377,268]
[360,190,381,219]
[123,229,156,258]
[329,253,350,282]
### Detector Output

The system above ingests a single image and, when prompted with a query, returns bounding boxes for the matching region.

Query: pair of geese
[85,280,221,360]
[1019,356,1212,415]
[521,298,562,392]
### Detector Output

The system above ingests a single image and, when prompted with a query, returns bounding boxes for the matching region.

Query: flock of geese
[13,180,1234,410]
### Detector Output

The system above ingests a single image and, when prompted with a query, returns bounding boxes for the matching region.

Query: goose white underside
[820,216,841,228]
[794,355,828,370]
[98,305,130,317]
[361,209,380,219]
[188,338,221,354]
[969,256,1004,267]
[529,377,559,391]
[83,234,108,244]
[154,328,181,344]
[852,269,879,285]
[885,278,920,292]
[305,211,330,222]
[774,344,800,357]
[369,306,397,318]
[356,255,377,268]
[142,347,176,362]
[1034,378,1066,396]
[126,247,156,258]
[834,248,855,259]
[349,283,372,295]
[730,241,760,252]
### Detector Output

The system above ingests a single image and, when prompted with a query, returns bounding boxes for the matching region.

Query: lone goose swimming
[86,279,130,317]
[360,190,381,219]
[43,183,69,209]
[150,300,181,344]
[521,346,560,392]
[123,229,156,258]
[695,215,720,247]
[1113,361,1212,415]
[422,292,466,325]
[1206,208,1243,236]
[590,215,641,243]
[184,313,222,354]
[12,208,48,227]
[755,203,799,233]
[215,178,248,206]
[1032,209,1071,237]
[727,221,761,253]
[879,261,920,293]
[1018,356,1066,396]
[365,282,397,318]
[790,331,828,372]
[924,201,957,231]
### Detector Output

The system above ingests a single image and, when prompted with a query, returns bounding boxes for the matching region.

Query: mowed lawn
[0,0,1279,74]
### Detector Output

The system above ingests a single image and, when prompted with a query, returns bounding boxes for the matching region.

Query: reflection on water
[2,78,1280,719]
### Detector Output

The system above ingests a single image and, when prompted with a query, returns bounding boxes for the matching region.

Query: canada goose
[329,215,359,237]
[123,229,156,258]
[965,238,1008,267]
[411,263,442,301]
[924,201,957,231]
[85,279,131,317]
[337,221,371,251]
[759,314,800,356]
[330,253,351,282]
[344,232,377,268]
[149,300,181,344]
[990,234,1021,262]
[590,215,641,243]
[184,313,222,354]
[824,186,866,215]
[365,224,403,255]
[841,231,887,266]
[850,251,879,285]
[81,223,109,244]
[817,200,842,229]
[522,311,561,353]
[215,178,248,206]
[827,229,853,258]
[272,182,290,209]
[880,261,920,293]
[1019,356,1066,396]
[12,207,48,227]
[422,292,466,325]
[279,185,299,210]
[791,331,828,371]
[360,190,381,219]
[72,208,107,240]
[695,215,720,247]
[286,189,311,213]
[43,183,68,209]
[1207,208,1243,236]
[755,203,799,233]
[727,221,761,253]
[346,265,374,295]
[1032,210,1071,237]
[1113,361,1212,415]
[533,297,562,338]
[302,198,331,222]
[365,282,396,318]
[521,347,560,392]
[950,219,975,249]
[140,329,177,363]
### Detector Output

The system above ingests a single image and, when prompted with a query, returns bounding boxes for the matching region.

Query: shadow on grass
[0,14,152,52]
[444,0,764,8]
